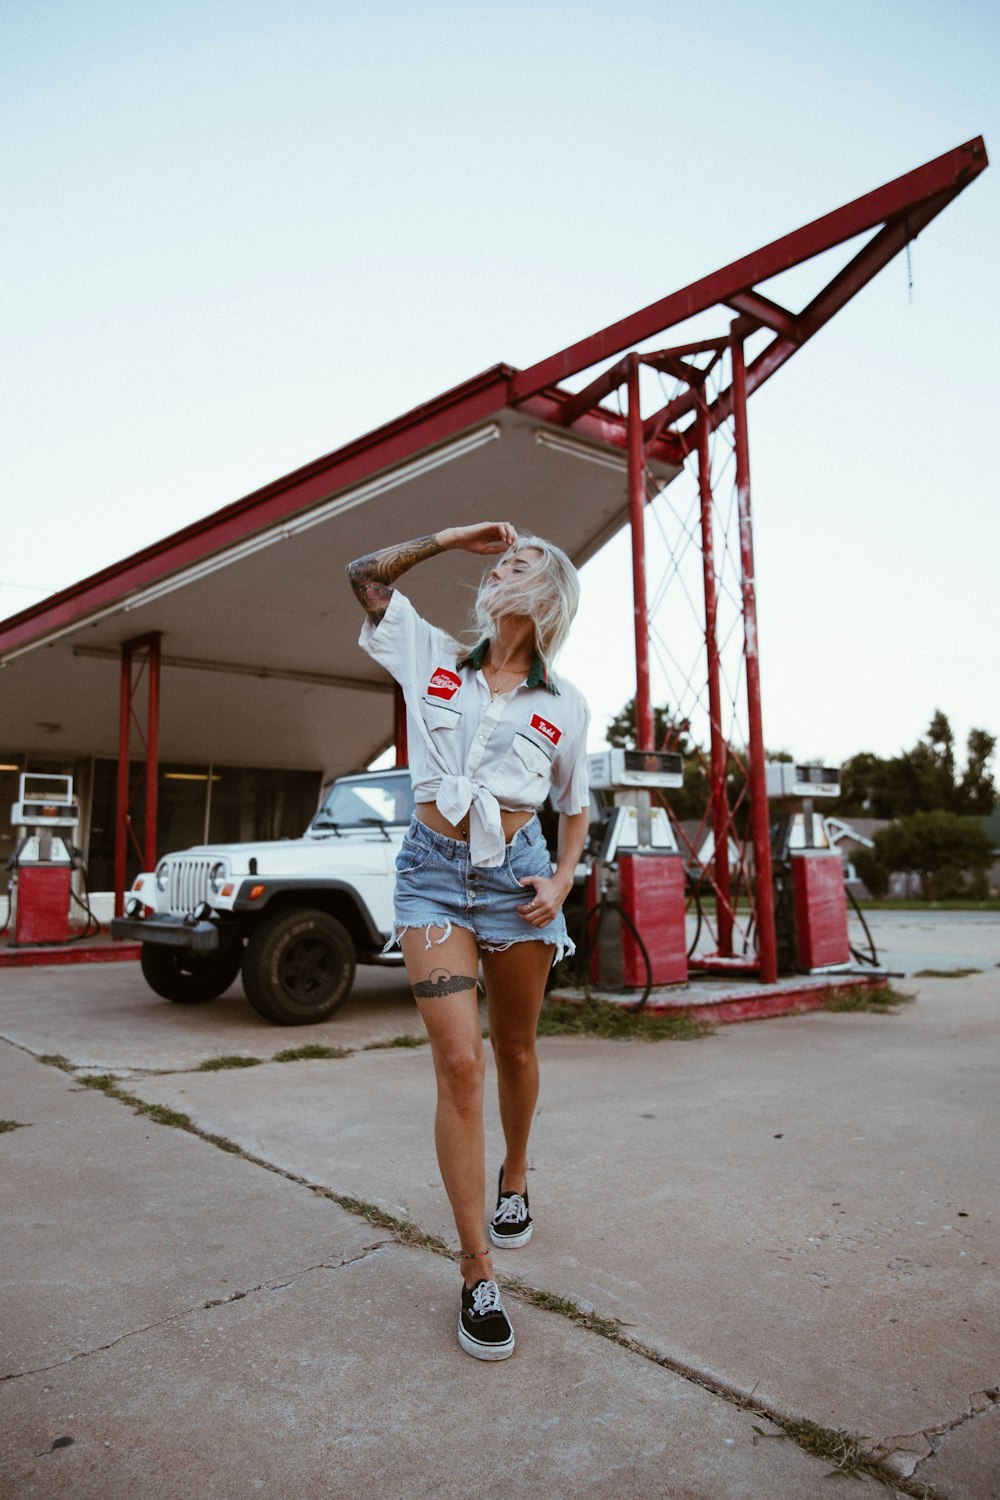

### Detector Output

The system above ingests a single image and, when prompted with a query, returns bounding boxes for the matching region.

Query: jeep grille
[166,858,213,914]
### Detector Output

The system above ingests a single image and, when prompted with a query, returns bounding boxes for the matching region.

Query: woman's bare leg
[401,925,493,1286]
[481,940,553,1196]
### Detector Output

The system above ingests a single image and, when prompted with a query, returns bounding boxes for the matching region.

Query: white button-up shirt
[359,590,590,867]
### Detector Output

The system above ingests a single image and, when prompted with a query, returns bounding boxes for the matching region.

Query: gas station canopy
[0,396,679,777]
[0,137,986,783]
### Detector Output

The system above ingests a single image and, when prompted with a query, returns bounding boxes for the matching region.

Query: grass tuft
[273,1043,351,1062]
[509,1283,625,1340]
[202,1131,243,1154]
[38,1054,74,1072]
[329,1194,447,1254]
[197,1055,263,1071]
[913,966,981,979]
[753,1419,902,1488]
[364,1034,427,1051]
[139,1101,196,1129]
[537,997,712,1041]
[80,1073,121,1093]
[0,1119,26,1133]
[822,985,914,1014]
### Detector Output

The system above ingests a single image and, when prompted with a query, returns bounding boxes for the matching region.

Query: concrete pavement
[1,911,998,1498]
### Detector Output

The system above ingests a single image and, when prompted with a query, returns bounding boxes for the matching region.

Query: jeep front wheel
[141,941,243,1004]
[241,909,356,1025]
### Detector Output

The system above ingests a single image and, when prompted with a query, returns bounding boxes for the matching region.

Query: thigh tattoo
[411,968,478,999]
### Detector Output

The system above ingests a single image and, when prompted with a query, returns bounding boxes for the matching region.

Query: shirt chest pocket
[492,732,553,802]
[420,699,462,744]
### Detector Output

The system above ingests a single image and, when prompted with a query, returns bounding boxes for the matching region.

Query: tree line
[606,702,997,900]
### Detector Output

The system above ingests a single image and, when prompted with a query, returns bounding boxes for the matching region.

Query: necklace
[485,661,529,701]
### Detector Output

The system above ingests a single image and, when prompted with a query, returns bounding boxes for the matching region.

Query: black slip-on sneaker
[489,1164,533,1248]
[458,1278,515,1360]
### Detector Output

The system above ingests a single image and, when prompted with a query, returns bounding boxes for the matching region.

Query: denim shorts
[389,815,575,964]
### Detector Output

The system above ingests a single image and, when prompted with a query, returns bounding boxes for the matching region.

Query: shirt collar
[458,639,560,695]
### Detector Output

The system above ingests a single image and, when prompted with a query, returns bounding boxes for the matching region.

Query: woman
[347,521,590,1360]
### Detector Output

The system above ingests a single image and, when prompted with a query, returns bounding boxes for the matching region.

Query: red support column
[145,635,160,873]
[731,334,777,982]
[113,646,132,919]
[113,633,162,920]
[393,684,408,768]
[696,403,734,956]
[625,356,654,751]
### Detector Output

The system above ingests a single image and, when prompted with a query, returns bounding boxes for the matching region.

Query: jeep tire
[141,940,243,1004]
[241,908,356,1025]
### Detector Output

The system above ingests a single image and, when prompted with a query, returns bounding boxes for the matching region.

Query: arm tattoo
[411,970,478,998]
[346,534,444,621]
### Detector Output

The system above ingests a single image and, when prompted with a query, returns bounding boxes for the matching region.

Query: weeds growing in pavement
[197,1055,263,1071]
[327,1194,447,1254]
[0,1119,25,1133]
[752,1419,911,1490]
[822,985,914,1013]
[913,967,981,979]
[364,1034,427,1050]
[79,1073,120,1093]
[38,1054,74,1071]
[537,998,712,1041]
[273,1043,351,1061]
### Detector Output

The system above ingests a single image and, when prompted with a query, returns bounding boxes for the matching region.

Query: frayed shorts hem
[382,920,576,968]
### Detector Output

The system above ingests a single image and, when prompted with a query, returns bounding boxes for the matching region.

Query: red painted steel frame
[113,633,161,917]
[695,404,734,957]
[731,336,777,983]
[393,684,409,768]
[512,137,985,401]
[626,358,655,751]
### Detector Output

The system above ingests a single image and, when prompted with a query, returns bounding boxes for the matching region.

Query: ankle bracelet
[459,1248,491,1262]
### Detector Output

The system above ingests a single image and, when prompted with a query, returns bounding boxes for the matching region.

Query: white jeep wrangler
[111,769,413,1025]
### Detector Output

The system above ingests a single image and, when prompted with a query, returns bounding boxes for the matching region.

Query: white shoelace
[470,1279,503,1316]
[493,1193,528,1225]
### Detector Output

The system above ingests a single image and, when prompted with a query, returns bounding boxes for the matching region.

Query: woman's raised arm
[346,522,517,622]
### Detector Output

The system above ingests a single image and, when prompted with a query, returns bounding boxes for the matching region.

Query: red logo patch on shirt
[426,667,461,701]
[530,713,562,746]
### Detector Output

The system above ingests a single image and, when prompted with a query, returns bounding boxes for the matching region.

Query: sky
[2,0,997,770]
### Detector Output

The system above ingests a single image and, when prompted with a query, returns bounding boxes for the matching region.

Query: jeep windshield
[310,772,414,831]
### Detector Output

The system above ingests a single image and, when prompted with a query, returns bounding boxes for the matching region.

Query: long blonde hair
[467,535,580,672]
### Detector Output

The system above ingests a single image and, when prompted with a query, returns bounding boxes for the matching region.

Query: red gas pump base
[790,852,852,970]
[0,932,141,967]
[11,866,73,946]
[548,972,890,1027]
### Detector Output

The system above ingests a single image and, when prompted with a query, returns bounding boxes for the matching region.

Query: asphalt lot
[1,909,997,1499]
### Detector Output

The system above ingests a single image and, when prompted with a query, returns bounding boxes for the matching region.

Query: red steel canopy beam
[702,185,956,433]
[511,136,986,404]
[723,289,800,340]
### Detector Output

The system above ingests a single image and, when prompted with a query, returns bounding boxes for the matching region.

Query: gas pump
[585,749,688,991]
[6,774,84,946]
[767,763,849,973]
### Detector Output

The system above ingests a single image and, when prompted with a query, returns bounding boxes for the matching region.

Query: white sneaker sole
[458,1318,515,1360]
[489,1221,533,1248]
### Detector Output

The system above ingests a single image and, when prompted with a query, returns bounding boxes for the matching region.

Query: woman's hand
[517,871,573,928]
[440,522,517,556]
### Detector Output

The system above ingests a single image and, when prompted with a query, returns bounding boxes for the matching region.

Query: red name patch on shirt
[427,667,461,701]
[530,713,562,746]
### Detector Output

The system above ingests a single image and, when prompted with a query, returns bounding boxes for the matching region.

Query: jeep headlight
[155,859,171,893]
[208,860,228,894]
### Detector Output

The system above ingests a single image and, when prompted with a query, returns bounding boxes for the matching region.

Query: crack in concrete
[15,1036,427,1083]
[1,1241,393,1385]
[877,1387,1000,1480]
